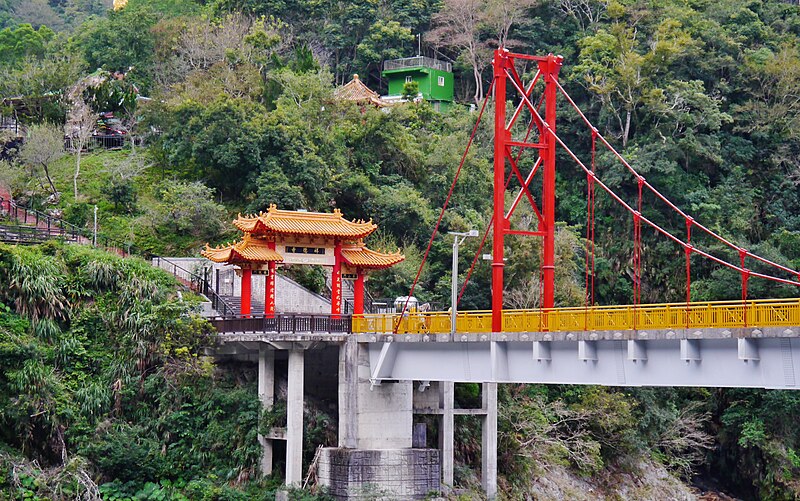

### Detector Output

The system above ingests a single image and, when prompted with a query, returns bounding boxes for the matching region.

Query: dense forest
[2,0,800,498]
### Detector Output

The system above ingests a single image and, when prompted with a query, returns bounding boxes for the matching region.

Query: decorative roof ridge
[204,238,239,251]
[205,233,276,251]
[239,206,374,223]
[334,74,390,107]
[232,206,378,238]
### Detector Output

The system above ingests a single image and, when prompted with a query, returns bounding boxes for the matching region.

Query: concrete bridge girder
[361,333,800,389]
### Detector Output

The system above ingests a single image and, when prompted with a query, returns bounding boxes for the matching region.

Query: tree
[248,166,305,212]
[574,19,696,148]
[8,0,64,31]
[103,155,147,214]
[77,6,158,93]
[575,26,645,148]
[17,123,64,198]
[65,99,96,200]
[0,53,83,124]
[0,24,54,68]
[159,97,264,198]
[355,20,415,75]
[175,14,252,74]
[402,80,419,101]
[145,181,228,242]
[428,0,488,105]
[559,0,611,31]
[483,0,538,48]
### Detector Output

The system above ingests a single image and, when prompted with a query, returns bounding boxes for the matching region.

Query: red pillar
[539,55,561,310]
[332,240,342,317]
[354,269,365,315]
[492,49,509,333]
[240,267,252,317]
[265,242,276,318]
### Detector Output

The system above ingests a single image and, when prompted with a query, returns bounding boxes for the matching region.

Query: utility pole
[93,205,97,247]
[448,230,478,335]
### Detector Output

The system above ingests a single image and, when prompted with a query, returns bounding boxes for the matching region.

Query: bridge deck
[208,299,800,389]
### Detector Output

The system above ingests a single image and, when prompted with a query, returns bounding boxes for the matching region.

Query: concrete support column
[258,347,275,476]
[439,381,455,488]
[481,382,497,499]
[240,267,252,317]
[338,338,358,448]
[286,348,305,486]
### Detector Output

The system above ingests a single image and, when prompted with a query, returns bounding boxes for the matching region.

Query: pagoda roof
[202,235,283,264]
[334,74,389,107]
[234,205,377,239]
[342,241,405,270]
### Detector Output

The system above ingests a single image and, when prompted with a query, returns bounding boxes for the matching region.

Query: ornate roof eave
[201,234,284,264]
[334,74,391,108]
[341,241,405,270]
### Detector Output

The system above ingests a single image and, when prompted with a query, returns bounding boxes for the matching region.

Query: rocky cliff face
[527,461,694,500]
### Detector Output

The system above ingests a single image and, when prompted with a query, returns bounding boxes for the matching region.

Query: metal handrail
[383,56,452,73]
[0,195,237,316]
[352,298,800,334]
[209,313,353,334]
[152,256,235,318]
[0,195,134,255]
[0,223,82,245]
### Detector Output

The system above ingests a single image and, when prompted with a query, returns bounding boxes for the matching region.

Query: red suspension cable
[394,81,494,332]
[685,217,693,327]
[585,131,597,308]
[457,218,492,306]
[458,87,547,308]
[519,97,800,289]
[633,177,644,306]
[554,80,800,282]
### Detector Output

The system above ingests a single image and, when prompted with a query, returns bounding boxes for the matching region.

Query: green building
[381,56,454,111]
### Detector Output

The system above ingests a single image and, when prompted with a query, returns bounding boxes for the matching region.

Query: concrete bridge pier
[258,347,274,476]
[481,382,498,499]
[418,380,497,498]
[255,344,306,487]
[317,337,441,498]
[286,348,305,486]
[215,334,500,498]
[438,381,454,488]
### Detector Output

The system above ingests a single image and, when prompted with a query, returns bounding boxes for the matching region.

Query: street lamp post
[448,230,479,335]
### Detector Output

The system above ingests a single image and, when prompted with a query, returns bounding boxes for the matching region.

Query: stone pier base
[317,448,441,499]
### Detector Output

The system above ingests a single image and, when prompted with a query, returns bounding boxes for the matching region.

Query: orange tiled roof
[202,235,283,264]
[342,241,405,270]
[234,205,377,239]
[334,74,389,107]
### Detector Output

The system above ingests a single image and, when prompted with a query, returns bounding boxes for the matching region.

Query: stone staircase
[218,295,265,316]
[0,223,82,245]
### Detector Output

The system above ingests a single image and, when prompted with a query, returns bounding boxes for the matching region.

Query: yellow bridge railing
[352,298,800,334]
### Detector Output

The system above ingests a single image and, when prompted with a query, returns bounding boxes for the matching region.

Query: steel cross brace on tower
[491,48,563,332]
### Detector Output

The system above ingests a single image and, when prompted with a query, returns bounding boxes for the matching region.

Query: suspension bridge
[4,49,800,498]
[206,50,800,497]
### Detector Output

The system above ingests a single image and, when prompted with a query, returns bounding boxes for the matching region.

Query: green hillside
[3,0,800,498]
